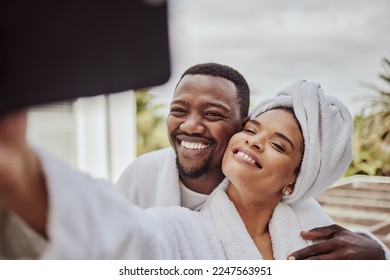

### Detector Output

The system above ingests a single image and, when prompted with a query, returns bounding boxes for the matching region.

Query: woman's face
[222,109,303,202]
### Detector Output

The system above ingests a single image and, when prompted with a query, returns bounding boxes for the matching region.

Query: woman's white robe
[0,147,335,259]
[1,147,388,259]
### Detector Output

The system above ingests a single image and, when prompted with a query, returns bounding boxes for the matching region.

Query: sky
[150,0,390,117]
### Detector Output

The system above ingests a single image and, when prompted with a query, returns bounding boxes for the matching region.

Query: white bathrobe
[42,148,342,259]
[0,147,347,260]
[1,147,389,259]
[0,210,46,259]
[116,147,182,208]
[118,147,390,259]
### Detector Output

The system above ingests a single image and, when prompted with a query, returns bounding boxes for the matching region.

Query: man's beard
[176,156,212,179]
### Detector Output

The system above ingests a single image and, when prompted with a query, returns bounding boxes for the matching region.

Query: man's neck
[180,171,225,195]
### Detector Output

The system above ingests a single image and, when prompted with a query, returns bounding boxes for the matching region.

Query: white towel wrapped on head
[249,79,354,205]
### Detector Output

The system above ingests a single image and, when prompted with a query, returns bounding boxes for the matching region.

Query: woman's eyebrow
[275,132,294,150]
[248,119,261,126]
[248,119,294,149]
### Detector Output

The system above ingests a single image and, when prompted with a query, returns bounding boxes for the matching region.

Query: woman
[3,80,385,260]
[220,106,307,259]
[196,79,355,259]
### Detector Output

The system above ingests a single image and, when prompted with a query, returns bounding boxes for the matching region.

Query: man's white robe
[1,147,389,259]
[116,148,182,208]
[0,148,337,259]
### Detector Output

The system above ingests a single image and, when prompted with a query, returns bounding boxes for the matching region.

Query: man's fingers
[288,241,334,260]
[300,224,343,241]
[291,224,386,259]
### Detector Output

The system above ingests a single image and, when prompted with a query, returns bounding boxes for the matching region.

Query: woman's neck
[226,183,278,260]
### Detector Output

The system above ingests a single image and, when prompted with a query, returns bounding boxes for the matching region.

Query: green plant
[135,89,169,156]
[347,56,390,176]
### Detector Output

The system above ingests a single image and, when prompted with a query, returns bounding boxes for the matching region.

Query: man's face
[167,74,243,179]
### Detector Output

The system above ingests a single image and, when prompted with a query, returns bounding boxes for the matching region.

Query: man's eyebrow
[170,100,188,106]
[248,119,295,149]
[202,102,231,113]
[170,100,230,112]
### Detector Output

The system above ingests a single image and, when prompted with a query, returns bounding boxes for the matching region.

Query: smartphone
[0,0,171,114]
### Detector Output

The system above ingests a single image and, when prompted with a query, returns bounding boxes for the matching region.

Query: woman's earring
[283,182,295,196]
[283,189,291,196]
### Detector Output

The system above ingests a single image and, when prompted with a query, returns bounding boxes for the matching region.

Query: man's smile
[180,140,210,150]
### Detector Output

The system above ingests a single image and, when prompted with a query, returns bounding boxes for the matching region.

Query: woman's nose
[247,137,265,152]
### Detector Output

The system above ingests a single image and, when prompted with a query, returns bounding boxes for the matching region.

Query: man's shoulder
[117,147,175,183]
[137,147,173,159]
[133,147,174,166]
[116,147,179,207]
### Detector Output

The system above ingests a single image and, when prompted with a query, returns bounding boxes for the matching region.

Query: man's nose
[179,114,206,134]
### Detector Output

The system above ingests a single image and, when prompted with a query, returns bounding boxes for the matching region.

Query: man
[117,62,387,259]
[0,63,387,260]
[117,63,249,209]
[0,81,387,260]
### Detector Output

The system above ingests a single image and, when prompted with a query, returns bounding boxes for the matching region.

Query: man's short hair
[177,63,250,119]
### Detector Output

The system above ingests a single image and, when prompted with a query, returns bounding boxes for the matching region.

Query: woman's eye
[272,143,285,152]
[243,128,256,134]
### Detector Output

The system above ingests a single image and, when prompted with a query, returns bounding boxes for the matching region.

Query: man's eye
[170,108,185,113]
[205,112,222,117]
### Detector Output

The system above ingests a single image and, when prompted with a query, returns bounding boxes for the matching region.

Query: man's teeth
[181,141,209,150]
[237,151,256,164]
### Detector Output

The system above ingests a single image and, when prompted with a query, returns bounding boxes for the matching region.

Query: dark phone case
[0,0,171,114]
